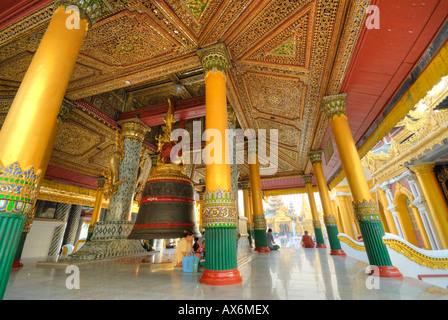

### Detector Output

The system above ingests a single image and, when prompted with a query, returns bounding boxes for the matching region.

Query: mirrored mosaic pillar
[69,119,150,261]
[197,43,242,285]
[322,93,402,278]
[107,118,150,222]
[308,151,346,256]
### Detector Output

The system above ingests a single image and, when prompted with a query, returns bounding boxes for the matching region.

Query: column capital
[239,181,250,190]
[55,0,129,27]
[321,93,347,120]
[197,43,232,76]
[308,150,323,165]
[302,174,313,185]
[117,117,151,143]
[409,163,436,176]
[97,176,106,189]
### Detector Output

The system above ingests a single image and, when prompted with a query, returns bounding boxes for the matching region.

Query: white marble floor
[4,247,448,300]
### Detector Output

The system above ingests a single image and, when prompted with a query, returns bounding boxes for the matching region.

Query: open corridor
[4,247,448,300]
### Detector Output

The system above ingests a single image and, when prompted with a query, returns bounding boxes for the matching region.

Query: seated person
[193,237,200,252]
[266,228,280,251]
[197,239,205,257]
[171,230,200,267]
[301,231,315,248]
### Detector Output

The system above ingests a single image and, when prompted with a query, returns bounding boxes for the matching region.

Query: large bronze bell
[128,164,200,240]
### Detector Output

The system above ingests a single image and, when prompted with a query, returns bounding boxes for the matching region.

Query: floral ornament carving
[308,150,323,165]
[321,93,348,120]
[202,188,238,228]
[55,0,131,27]
[302,174,313,185]
[102,131,127,199]
[0,162,40,215]
[197,43,232,76]
[353,200,381,223]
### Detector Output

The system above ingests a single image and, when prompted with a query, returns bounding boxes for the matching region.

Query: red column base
[254,247,270,253]
[330,250,346,256]
[316,244,327,248]
[200,269,243,286]
[11,259,23,268]
[377,266,403,279]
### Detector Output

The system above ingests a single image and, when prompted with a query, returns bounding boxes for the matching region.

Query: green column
[308,151,346,256]
[201,189,242,285]
[303,175,326,248]
[322,93,402,277]
[0,212,26,299]
[198,43,242,286]
[0,163,40,299]
[356,201,394,266]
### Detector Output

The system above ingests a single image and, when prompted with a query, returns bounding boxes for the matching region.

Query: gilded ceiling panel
[53,120,104,157]
[49,108,117,177]
[0,0,369,185]
[0,51,33,83]
[243,4,314,68]
[256,118,300,148]
[227,0,348,174]
[80,11,181,67]
[227,0,314,59]
[243,72,305,121]
[163,0,223,38]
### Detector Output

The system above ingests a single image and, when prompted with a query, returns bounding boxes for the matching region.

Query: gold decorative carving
[0,0,368,186]
[302,174,313,185]
[147,163,191,185]
[197,43,232,75]
[362,76,448,182]
[383,238,448,270]
[0,162,41,216]
[338,235,366,252]
[102,131,127,199]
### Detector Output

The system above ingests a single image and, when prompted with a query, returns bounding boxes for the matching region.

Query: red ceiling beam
[0,0,53,31]
[120,95,206,127]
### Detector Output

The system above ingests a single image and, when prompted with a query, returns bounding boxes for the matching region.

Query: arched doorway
[394,185,430,249]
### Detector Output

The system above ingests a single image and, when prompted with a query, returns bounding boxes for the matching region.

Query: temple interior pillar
[410,163,448,249]
[303,175,326,248]
[197,43,242,286]
[322,93,402,278]
[0,5,88,298]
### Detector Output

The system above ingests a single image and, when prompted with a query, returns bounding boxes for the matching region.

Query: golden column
[308,151,346,256]
[86,177,105,242]
[302,175,326,248]
[410,164,448,249]
[197,43,242,285]
[321,94,402,278]
[241,182,254,247]
[248,189,255,247]
[335,195,357,239]
[0,4,90,299]
[197,194,204,233]
[249,152,270,252]
[13,98,75,268]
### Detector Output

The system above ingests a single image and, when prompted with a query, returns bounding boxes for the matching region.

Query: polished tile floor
[4,246,448,300]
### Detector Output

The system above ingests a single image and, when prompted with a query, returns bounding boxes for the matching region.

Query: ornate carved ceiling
[0,0,371,189]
